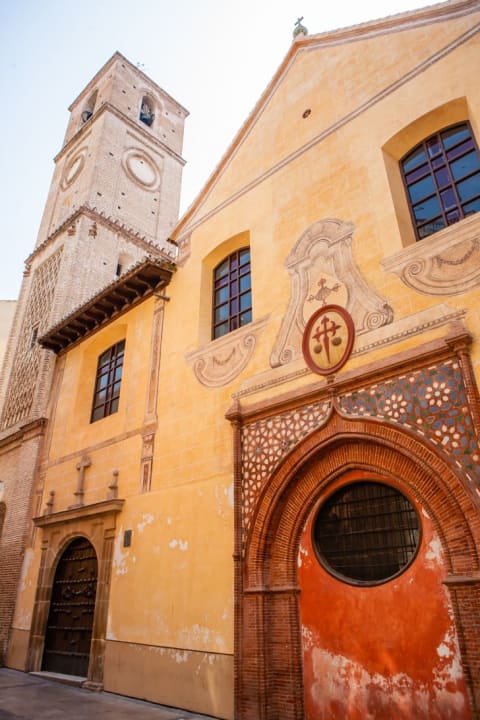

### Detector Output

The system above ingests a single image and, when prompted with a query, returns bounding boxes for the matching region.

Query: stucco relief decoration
[186,316,268,388]
[382,214,480,295]
[241,399,331,539]
[270,218,393,367]
[338,360,480,488]
[122,148,161,191]
[61,147,88,190]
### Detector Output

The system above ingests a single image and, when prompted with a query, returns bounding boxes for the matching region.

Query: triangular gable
[173,0,478,248]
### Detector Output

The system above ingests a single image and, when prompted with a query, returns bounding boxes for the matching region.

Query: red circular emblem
[302,304,355,375]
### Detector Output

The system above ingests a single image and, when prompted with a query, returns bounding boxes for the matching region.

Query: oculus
[313,481,421,586]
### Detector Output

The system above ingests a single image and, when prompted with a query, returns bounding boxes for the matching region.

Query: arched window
[401,122,480,240]
[212,247,251,339]
[139,96,154,127]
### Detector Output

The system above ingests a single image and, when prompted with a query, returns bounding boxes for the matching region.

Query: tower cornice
[27,204,178,271]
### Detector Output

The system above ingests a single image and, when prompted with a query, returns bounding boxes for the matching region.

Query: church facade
[2,2,480,719]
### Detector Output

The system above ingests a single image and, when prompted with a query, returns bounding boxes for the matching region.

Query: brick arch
[239,410,480,719]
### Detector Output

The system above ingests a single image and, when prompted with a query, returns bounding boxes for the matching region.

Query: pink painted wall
[298,471,471,720]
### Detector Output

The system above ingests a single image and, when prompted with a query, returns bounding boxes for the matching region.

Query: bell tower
[0,53,187,662]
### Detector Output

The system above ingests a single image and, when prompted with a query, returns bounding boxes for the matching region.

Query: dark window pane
[427,137,441,158]
[215,286,229,305]
[402,146,426,173]
[214,322,229,338]
[442,125,471,149]
[434,167,450,189]
[405,165,429,184]
[431,156,445,170]
[240,274,251,292]
[450,150,480,180]
[230,298,238,314]
[413,195,441,223]
[463,197,480,215]
[440,187,457,210]
[240,291,252,311]
[456,174,480,202]
[215,304,229,322]
[240,310,252,325]
[231,280,238,296]
[446,209,461,225]
[407,175,435,203]
[446,138,474,161]
[418,217,445,238]
[231,317,239,330]
[214,259,229,279]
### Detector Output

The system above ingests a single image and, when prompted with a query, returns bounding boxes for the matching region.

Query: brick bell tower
[0,53,187,662]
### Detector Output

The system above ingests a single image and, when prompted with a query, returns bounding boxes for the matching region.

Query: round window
[313,481,421,586]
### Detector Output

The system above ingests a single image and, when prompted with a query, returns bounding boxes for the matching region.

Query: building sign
[302,304,355,375]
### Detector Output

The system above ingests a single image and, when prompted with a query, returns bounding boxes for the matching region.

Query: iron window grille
[401,122,480,240]
[90,340,125,422]
[313,481,421,586]
[212,247,252,339]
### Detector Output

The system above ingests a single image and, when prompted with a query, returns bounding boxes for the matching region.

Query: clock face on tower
[122,148,161,190]
[61,148,88,190]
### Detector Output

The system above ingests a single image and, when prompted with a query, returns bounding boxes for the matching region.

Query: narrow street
[0,669,219,720]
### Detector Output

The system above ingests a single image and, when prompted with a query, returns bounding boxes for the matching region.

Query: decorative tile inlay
[241,400,331,537]
[338,360,480,482]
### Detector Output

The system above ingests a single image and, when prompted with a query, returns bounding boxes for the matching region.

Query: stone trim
[382,213,480,295]
[27,502,123,686]
[185,316,269,388]
[34,499,124,527]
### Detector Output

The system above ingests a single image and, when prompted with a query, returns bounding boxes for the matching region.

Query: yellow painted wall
[9,4,480,718]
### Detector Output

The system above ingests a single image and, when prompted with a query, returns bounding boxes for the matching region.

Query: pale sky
[0,0,428,300]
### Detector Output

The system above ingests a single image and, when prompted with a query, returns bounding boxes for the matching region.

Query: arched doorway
[42,536,98,677]
[237,412,480,719]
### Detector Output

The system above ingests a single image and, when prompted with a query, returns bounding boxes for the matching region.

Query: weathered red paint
[298,470,471,720]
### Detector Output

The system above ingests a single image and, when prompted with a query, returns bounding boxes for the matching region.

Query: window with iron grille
[90,340,125,422]
[212,247,252,339]
[313,481,421,586]
[401,122,480,240]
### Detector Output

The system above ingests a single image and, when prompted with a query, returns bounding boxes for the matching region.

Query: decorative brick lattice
[1,250,63,429]
[338,360,480,484]
[241,400,330,537]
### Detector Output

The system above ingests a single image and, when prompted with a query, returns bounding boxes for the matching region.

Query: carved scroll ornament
[270,218,393,367]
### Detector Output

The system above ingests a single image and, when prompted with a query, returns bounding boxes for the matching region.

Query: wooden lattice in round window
[313,481,421,585]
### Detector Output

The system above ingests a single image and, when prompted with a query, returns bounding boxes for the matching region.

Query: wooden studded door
[42,537,98,677]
